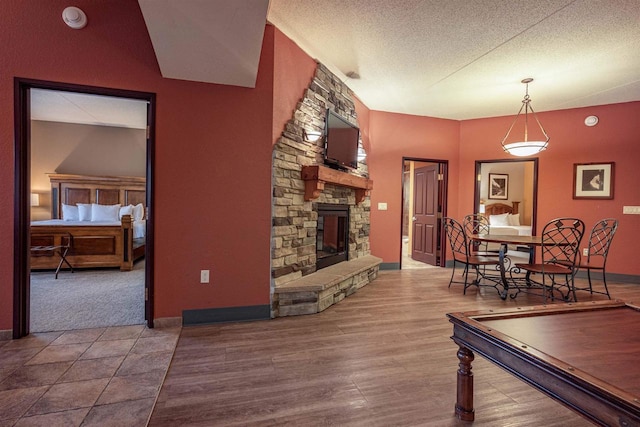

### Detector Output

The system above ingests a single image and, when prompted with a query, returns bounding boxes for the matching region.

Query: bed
[30,174,146,272]
[484,201,532,236]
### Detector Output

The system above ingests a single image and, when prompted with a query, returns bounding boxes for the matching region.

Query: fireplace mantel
[301,165,373,204]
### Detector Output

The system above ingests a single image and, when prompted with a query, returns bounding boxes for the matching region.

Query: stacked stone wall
[272,63,370,287]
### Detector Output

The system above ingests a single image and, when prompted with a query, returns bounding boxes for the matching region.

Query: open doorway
[401,158,448,269]
[13,78,156,338]
[473,158,538,235]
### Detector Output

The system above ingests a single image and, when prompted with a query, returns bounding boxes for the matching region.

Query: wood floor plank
[149,268,638,426]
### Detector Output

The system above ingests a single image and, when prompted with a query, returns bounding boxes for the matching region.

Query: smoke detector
[62,6,87,29]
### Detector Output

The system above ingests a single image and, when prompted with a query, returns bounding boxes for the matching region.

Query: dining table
[470,233,542,300]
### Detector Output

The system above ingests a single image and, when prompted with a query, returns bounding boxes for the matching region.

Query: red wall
[0,1,277,329]
[272,28,317,145]
[366,111,460,263]
[459,102,640,275]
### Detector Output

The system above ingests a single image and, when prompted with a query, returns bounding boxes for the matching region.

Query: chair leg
[587,268,594,294]
[601,270,611,300]
[448,261,457,288]
[570,274,578,302]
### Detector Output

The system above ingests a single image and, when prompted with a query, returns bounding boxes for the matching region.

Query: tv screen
[324,109,359,171]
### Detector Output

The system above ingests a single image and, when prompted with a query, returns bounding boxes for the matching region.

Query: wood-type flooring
[149,268,640,426]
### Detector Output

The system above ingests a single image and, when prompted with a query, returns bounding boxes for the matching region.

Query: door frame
[473,158,539,236]
[13,77,156,338]
[400,157,449,269]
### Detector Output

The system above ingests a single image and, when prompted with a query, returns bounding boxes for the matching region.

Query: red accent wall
[459,102,640,275]
[366,111,460,263]
[272,28,317,145]
[0,1,277,329]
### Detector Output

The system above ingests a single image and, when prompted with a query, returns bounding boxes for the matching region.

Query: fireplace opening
[316,203,349,270]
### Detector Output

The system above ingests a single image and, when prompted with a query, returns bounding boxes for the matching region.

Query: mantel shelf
[301,165,373,204]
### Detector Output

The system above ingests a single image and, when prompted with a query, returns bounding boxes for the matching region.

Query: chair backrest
[540,217,585,267]
[463,214,490,253]
[587,218,619,263]
[443,217,469,259]
[463,214,490,236]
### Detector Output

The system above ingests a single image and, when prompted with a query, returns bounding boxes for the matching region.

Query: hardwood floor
[149,268,640,426]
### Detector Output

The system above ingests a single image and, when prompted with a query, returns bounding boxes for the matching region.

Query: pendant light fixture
[501,78,549,157]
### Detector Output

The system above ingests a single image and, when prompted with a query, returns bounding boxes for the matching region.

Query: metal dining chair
[443,217,501,294]
[574,218,619,299]
[463,214,500,256]
[515,217,585,302]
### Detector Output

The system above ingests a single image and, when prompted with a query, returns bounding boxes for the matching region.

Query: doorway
[401,158,448,269]
[13,78,156,338]
[474,158,539,236]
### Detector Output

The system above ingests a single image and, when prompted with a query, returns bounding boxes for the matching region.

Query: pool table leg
[455,345,475,421]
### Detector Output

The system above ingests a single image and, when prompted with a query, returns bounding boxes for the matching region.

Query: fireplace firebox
[316,204,349,270]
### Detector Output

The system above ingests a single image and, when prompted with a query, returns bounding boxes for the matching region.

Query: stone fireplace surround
[271,63,381,317]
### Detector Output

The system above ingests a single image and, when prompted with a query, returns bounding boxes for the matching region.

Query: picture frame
[488,173,509,200]
[573,162,615,199]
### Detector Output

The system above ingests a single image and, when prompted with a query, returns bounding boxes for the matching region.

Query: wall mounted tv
[324,109,360,171]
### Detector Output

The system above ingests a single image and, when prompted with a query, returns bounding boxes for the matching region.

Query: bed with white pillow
[30,174,146,272]
[484,202,532,236]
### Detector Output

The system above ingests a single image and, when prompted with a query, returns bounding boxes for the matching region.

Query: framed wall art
[573,162,614,199]
[488,173,509,200]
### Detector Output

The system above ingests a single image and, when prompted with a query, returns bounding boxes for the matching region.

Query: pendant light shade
[501,78,549,157]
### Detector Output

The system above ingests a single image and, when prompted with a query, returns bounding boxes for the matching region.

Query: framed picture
[573,162,615,199]
[488,173,509,200]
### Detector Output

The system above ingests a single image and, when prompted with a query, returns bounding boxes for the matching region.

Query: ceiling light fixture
[62,6,88,29]
[501,78,549,157]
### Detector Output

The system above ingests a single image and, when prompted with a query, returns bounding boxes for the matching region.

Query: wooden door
[412,164,439,264]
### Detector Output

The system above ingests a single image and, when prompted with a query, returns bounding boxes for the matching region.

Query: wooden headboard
[49,174,146,219]
[484,201,520,217]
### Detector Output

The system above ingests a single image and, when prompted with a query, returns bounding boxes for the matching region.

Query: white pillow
[507,213,521,226]
[77,203,92,221]
[91,203,121,222]
[119,204,134,219]
[62,204,79,221]
[133,203,144,221]
[489,213,510,226]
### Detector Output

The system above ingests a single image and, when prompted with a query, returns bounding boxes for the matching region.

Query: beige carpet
[29,261,146,332]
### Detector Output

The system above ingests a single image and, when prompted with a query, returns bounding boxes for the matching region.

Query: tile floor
[0,324,180,426]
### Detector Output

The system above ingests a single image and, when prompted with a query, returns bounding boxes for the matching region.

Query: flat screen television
[324,109,359,171]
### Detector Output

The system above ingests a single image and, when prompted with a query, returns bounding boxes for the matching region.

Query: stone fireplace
[270,63,381,317]
[316,203,349,270]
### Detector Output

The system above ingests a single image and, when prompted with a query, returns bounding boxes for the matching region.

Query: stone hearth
[273,255,382,317]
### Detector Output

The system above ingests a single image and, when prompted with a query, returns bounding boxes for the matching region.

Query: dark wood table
[447,300,640,425]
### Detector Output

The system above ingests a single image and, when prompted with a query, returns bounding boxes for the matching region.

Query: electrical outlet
[623,206,640,214]
[582,248,588,256]
[200,270,210,284]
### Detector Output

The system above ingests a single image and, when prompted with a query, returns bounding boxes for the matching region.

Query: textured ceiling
[33,1,640,127]
[268,0,640,119]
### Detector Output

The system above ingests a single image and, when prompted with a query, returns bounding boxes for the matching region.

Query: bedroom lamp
[501,78,549,157]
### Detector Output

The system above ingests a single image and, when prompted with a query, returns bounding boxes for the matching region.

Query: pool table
[447,300,640,425]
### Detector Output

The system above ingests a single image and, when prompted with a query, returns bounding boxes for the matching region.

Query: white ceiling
[31,89,148,129]
[138,0,269,88]
[33,0,640,127]
[268,0,640,119]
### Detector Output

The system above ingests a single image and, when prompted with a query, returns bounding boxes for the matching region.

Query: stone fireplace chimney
[271,63,372,288]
